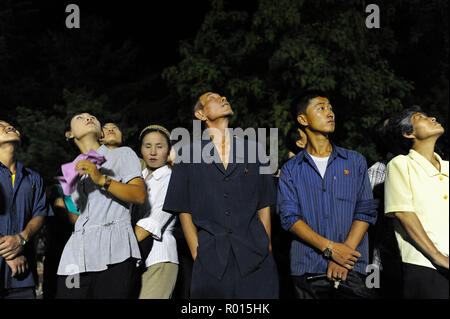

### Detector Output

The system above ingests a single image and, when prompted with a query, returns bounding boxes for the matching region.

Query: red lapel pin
[344,169,349,175]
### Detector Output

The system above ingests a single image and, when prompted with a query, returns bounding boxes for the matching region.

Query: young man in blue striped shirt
[277,94,378,299]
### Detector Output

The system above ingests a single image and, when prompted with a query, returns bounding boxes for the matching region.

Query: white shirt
[136,165,178,268]
[309,154,330,178]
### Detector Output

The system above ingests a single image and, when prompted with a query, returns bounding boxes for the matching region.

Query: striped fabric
[277,144,378,276]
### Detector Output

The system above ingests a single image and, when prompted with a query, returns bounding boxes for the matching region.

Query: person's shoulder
[113,146,139,158]
[21,165,44,183]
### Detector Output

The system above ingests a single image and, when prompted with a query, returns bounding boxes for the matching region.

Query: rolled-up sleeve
[137,179,173,240]
[277,165,302,231]
[32,175,54,218]
[353,155,378,224]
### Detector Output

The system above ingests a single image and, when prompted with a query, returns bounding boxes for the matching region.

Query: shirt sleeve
[276,164,302,231]
[162,161,190,214]
[118,147,143,184]
[384,156,414,216]
[32,174,54,218]
[353,154,378,224]
[137,176,175,240]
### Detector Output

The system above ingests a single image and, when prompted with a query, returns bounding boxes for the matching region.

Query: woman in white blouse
[134,125,178,299]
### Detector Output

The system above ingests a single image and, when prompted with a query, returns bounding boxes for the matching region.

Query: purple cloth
[57,149,107,195]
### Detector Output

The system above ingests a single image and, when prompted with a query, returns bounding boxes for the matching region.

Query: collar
[0,160,23,174]
[143,164,171,181]
[408,149,449,177]
[296,142,347,164]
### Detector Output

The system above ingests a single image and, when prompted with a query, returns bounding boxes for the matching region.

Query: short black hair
[291,91,328,117]
[386,105,423,155]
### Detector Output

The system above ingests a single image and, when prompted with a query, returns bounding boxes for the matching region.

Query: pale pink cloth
[57,149,107,195]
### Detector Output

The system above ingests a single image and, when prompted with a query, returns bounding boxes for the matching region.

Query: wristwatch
[103,175,112,191]
[17,233,27,247]
[323,242,333,259]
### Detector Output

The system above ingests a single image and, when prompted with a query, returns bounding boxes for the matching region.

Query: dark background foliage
[0,0,448,185]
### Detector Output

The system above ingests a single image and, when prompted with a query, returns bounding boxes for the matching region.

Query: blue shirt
[163,136,276,280]
[0,161,54,289]
[277,144,378,276]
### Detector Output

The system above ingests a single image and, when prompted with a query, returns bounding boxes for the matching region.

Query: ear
[195,110,206,121]
[403,132,416,140]
[297,114,308,127]
[65,131,74,140]
[296,139,306,149]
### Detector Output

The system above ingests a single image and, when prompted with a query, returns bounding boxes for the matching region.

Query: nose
[5,125,16,132]
[221,96,227,103]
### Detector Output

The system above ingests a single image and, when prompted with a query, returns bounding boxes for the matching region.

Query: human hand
[327,261,349,281]
[0,234,23,260]
[6,255,28,277]
[330,242,361,270]
[75,159,104,186]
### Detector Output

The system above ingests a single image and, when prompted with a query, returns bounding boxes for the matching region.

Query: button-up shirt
[385,150,449,270]
[57,145,142,275]
[0,161,54,289]
[136,165,178,268]
[277,145,378,276]
[163,137,276,280]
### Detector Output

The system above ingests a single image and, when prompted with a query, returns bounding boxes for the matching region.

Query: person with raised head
[55,111,146,299]
[100,122,125,150]
[163,92,279,299]
[0,120,53,299]
[277,93,378,299]
[384,106,449,299]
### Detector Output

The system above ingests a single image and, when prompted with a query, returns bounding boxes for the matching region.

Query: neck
[0,143,17,173]
[305,129,332,157]
[206,119,230,143]
[74,134,101,154]
[105,144,119,150]
[413,136,438,164]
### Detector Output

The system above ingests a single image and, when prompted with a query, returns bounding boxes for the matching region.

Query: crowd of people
[0,91,448,299]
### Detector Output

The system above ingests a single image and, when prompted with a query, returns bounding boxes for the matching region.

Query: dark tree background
[0,0,448,186]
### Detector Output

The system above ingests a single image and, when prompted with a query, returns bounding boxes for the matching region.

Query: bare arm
[289,219,360,269]
[76,160,146,204]
[54,198,79,225]
[0,215,46,260]
[179,213,198,260]
[395,211,449,269]
[257,206,272,251]
[344,220,369,249]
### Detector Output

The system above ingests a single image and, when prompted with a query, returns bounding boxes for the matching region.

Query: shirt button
[224,177,229,182]
[440,176,444,181]
[225,211,231,216]
[224,193,229,199]
[444,195,448,200]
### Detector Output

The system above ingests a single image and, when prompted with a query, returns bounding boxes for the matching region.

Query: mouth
[148,158,158,162]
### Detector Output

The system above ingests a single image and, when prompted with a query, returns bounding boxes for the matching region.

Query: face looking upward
[101,123,123,148]
[196,92,234,122]
[298,97,335,134]
[0,121,21,145]
[405,112,444,141]
[66,113,102,141]
[140,131,170,171]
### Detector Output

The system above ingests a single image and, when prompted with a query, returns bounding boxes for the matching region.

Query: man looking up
[0,120,53,299]
[163,92,279,298]
[277,93,378,299]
